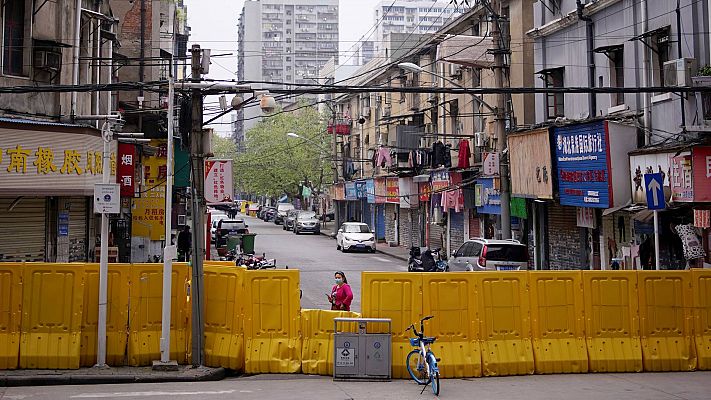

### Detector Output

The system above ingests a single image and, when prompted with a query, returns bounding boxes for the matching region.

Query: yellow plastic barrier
[204,261,237,267]
[0,263,22,369]
[637,271,696,371]
[128,263,189,366]
[243,269,302,373]
[529,271,588,374]
[79,263,130,367]
[19,263,85,369]
[361,272,424,378]
[301,309,360,375]
[582,271,642,372]
[474,272,534,376]
[692,269,711,370]
[422,273,481,378]
[203,265,245,370]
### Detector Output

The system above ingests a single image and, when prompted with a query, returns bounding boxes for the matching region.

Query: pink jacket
[331,284,354,311]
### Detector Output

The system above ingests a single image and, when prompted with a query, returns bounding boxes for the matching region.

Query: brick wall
[385,204,397,245]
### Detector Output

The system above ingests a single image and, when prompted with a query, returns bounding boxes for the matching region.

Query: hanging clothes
[443,143,452,168]
[458,139,471,169]
[431,141,446,168]
[375,147,392,168]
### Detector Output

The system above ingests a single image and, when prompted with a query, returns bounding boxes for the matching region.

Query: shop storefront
[0,120,115,262]
[374,178,387,242]
[398,177,420,248]
[428,170,449,251]
[384,178,399,245]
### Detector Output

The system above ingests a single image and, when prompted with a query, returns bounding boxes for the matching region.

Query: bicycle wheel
[406,350,428,385]
[430,370,440,396]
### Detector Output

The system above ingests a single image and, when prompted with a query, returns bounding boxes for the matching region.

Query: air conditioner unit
[33,49,61,71]
[474,132,487,147]
[449,64,462,79]
[663,58,697,87]
[361,106,371,118]
[382,106,391,117]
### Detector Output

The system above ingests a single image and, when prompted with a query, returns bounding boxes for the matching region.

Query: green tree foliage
[234,105,331,199]
[211,132,237,159]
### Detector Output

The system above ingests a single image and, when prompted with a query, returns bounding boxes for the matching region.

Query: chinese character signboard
[345,182,357,200]
[365,179,375,204]
[374,178,386,203]
[692,146,711,202]
[670,153,693,202]
[576,207,596,228]
[476,178,501,215]
[117,143,136,197]
[0,127,116,195]
[508,128,554,199]
[204,159,234,205]
[554,121,636,208]
[94,183,120,214]
[482,152,500,176]
[355,180,367,199]
[385,177,399,203]
[132,141,167,241]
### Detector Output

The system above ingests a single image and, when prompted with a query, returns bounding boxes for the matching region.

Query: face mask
[335,278,343,284]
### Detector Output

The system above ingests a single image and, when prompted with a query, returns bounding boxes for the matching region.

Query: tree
[234,105,331,203]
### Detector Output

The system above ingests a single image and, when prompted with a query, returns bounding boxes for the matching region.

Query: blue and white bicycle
[406,315,440,396]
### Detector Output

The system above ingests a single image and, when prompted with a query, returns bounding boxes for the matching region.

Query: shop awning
[602,200,632,216]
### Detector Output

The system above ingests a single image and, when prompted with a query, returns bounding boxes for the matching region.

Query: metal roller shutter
[547,203,585,269]
[468,210,481,238]
[429,220,445,251]
[0,197,46,262]
[67,197,89,262]
[450,211,465,254]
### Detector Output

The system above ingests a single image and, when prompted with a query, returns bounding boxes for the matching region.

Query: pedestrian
[327,271,353,311]
[177,225,191,262]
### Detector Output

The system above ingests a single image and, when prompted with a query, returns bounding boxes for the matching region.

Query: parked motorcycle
[408,247,447,272]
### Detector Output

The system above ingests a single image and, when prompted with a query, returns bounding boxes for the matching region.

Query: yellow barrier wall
[692,269,711,370]
[475,272,534,376]
[422,273,481,378]
[128,263,189,366]
[637,271,696,371]
[301,309,360,375]
[80,264,130,367]
[583,272,642,372]
[204,261,238,267]
[20,264,85,369]
[0,263,22,369]
[529,271,588,374]
[243,269,302,373]
[203,265,244,370]
[361,272,424,379]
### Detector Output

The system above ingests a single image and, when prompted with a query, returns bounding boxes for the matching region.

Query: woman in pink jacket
[327,271,353,311]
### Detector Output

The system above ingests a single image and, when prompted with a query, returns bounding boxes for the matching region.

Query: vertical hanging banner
[117,143,137,197]
[204,159,234,205]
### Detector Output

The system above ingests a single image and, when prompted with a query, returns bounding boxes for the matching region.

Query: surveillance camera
[260,95,277,113]
[357,117,366,125]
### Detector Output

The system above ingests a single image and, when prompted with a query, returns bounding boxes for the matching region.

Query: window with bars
[543,68,565,120]
[3,0,27,76]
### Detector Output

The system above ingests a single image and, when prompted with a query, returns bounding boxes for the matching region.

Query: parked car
[215,219,249,247]
[209,212,228,241]
[336,222,375,253]
[283,209,301,231]
[448,239,528,271]
[264,207,277,221]
[257,206,266,219]
[293,211,320,235]
[274,203,295,225]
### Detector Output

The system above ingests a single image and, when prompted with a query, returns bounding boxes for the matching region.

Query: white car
[210,213,228,241]
[336,222,376,253]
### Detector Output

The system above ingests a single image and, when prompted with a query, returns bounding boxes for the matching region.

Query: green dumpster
[226,233,242,252]
[241,233,257,254]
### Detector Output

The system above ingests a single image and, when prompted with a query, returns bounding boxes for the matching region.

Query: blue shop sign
[355,180,367,199]
[554,121,611,208]
[345,182,357,200]
[476,178,501,215]
[365,179,376,204]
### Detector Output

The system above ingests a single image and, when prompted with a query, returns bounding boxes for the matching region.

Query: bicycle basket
[409,337,420,346]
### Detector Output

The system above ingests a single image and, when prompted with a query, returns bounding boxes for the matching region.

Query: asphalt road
[3,372,711,400]
[242,215,406,312]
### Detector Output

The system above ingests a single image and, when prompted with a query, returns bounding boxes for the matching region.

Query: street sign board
[94,183,120,214]
[644,173,665,210]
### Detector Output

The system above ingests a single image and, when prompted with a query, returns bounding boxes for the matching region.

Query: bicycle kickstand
[420,381,429,395]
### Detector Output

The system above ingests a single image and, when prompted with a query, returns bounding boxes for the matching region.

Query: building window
[609,47,625,106]
[3,0,27,76]
[651,28,671,86]
[542,68,564,120]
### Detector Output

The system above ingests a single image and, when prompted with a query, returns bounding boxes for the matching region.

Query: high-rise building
[360,41,375,65]
[373,0,463,54]
[236,0,339,142]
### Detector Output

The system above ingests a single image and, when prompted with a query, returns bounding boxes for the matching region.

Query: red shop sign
[117,143,136,197]
[693,146,711,202]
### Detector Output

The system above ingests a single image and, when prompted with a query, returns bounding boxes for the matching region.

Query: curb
[0,367,227,387]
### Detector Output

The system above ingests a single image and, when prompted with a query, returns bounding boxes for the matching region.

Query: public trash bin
[333,317,391,381]
[241,233,257,254]
[226,233,242,252]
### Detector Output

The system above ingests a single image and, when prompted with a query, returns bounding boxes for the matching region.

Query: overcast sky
[183,0,382,136]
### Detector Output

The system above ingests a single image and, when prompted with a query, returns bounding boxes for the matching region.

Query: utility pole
[490,0,511,240]
[189,44,206,367]
[331,98,339,228]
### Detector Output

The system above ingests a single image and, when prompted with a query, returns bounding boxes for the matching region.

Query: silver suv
[449,239,528,271]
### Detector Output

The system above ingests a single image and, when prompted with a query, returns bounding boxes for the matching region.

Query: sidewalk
[0,365,226,387]
[319,223,409,262]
